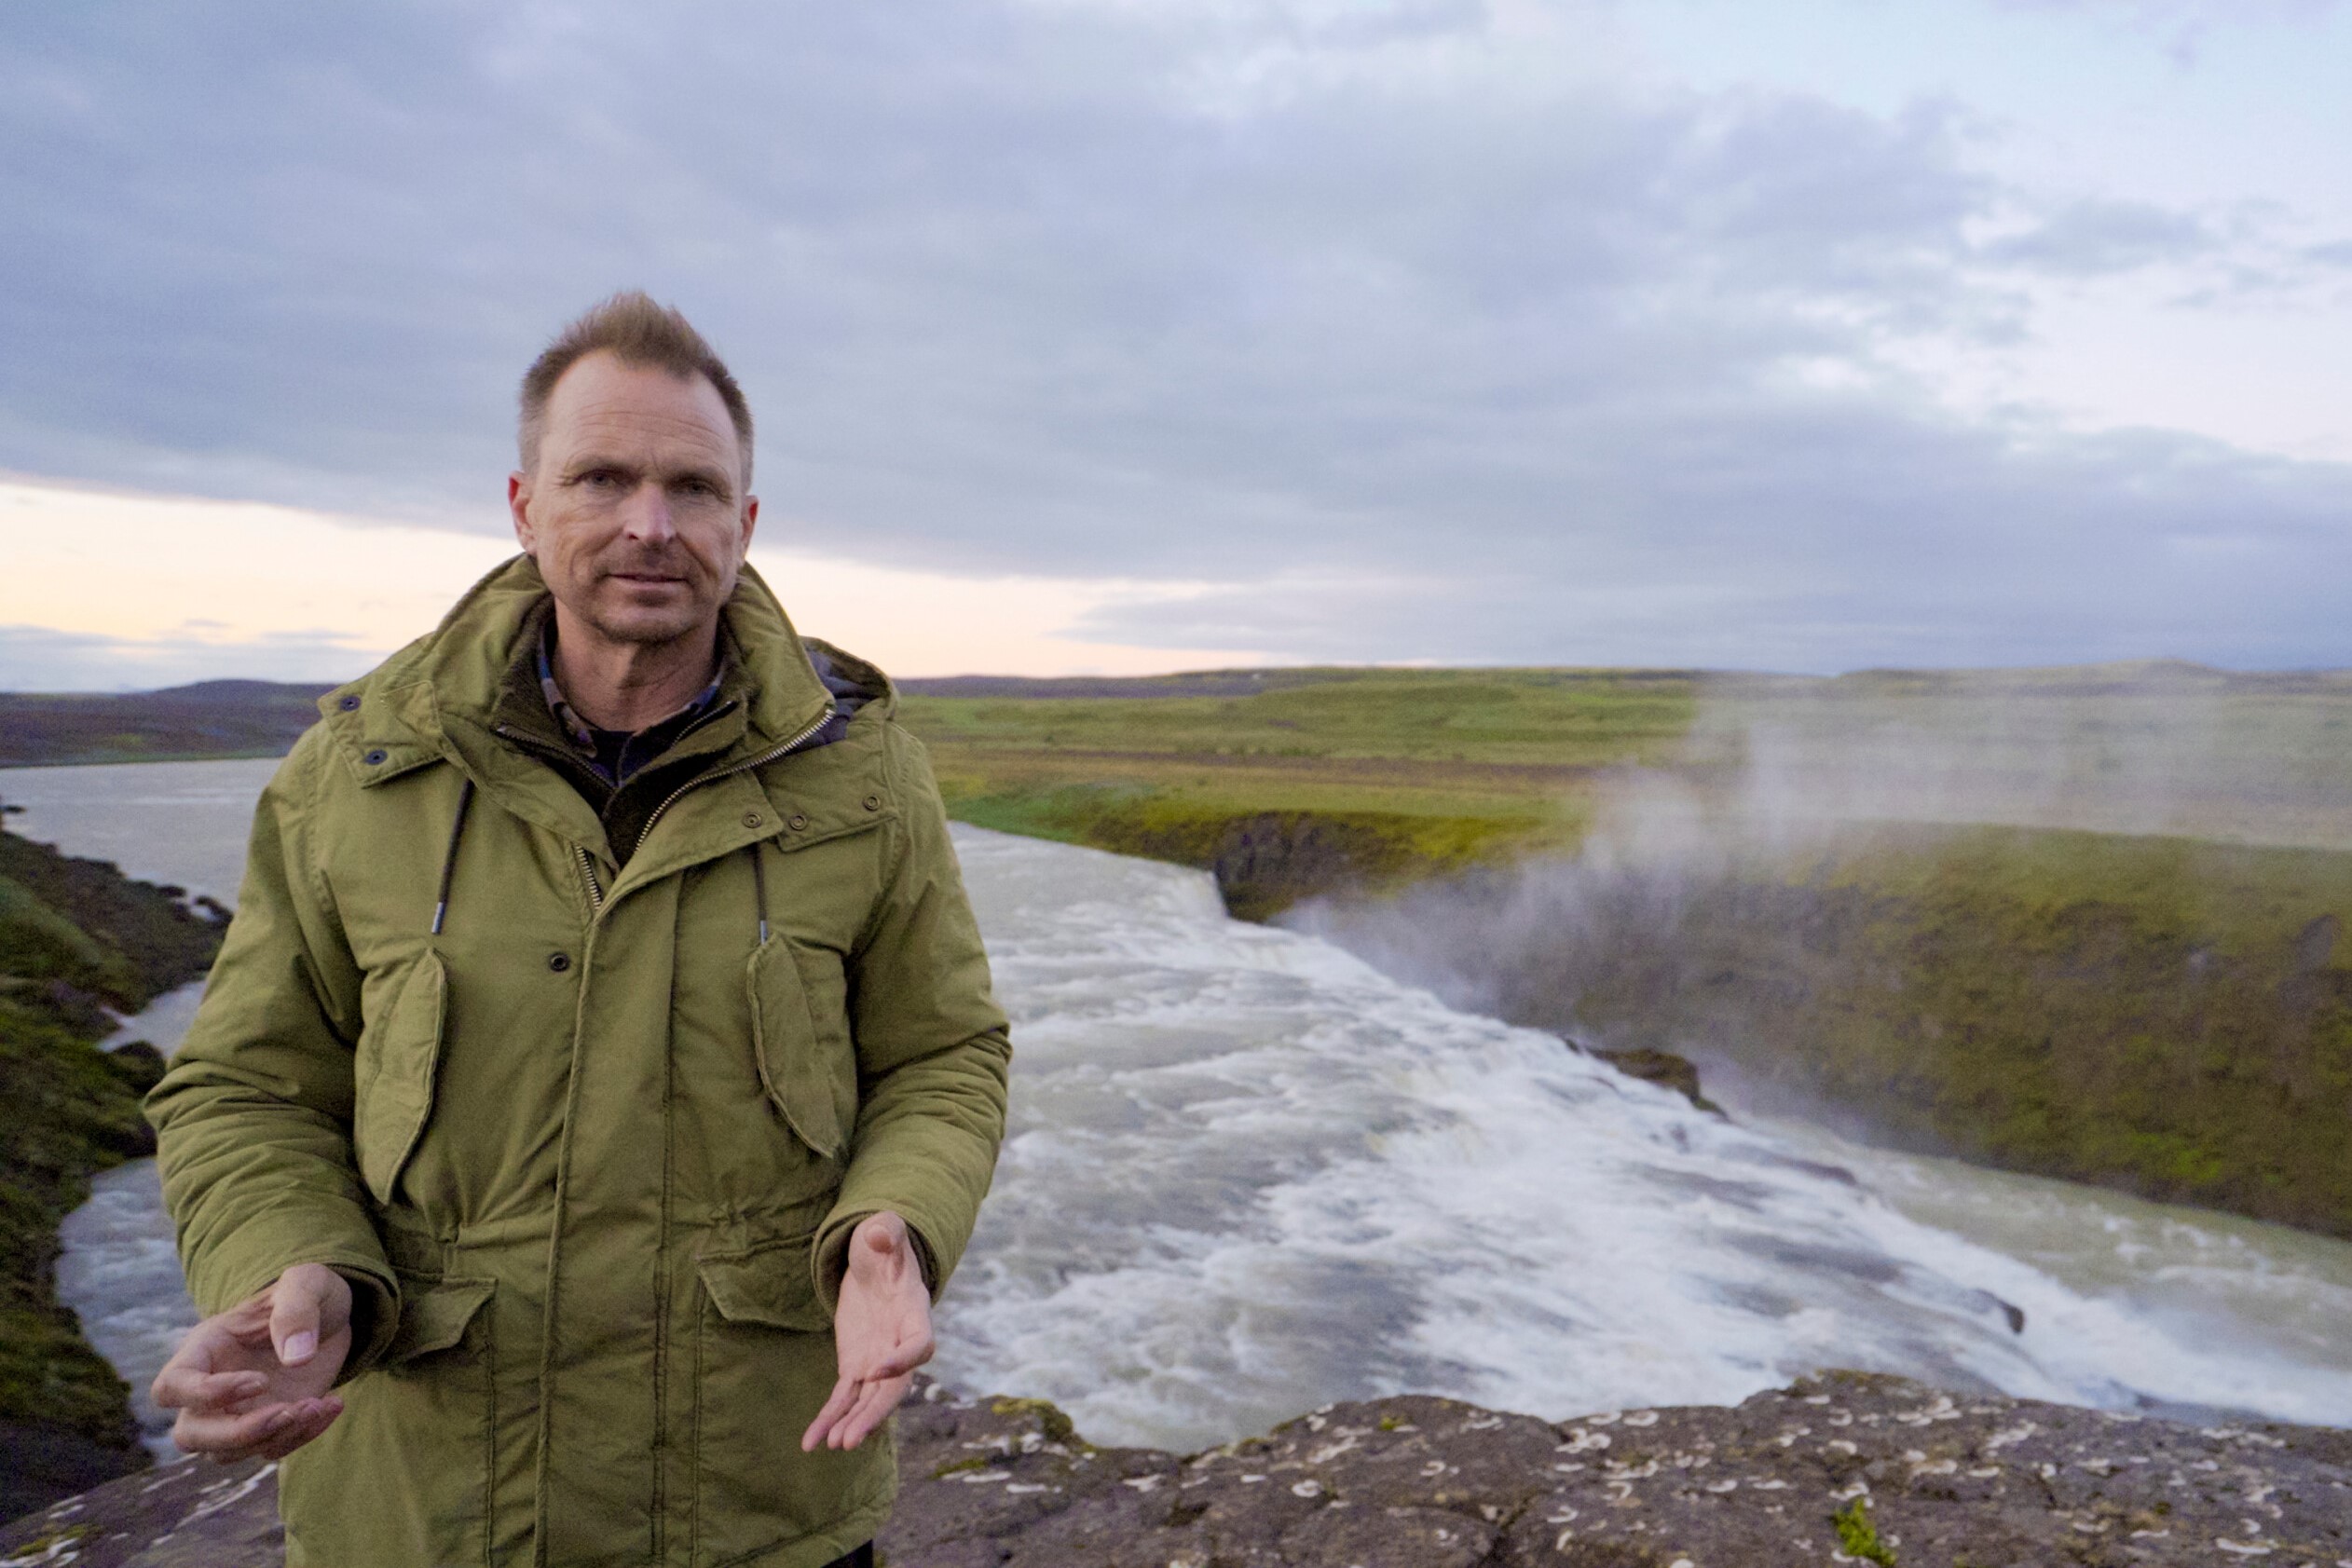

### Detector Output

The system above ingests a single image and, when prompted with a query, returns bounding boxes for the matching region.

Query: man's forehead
[544,353,739,455]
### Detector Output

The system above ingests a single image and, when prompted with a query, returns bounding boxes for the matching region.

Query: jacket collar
[319,554,849,789]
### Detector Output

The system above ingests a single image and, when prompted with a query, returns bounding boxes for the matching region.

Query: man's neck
[547,604,721,734]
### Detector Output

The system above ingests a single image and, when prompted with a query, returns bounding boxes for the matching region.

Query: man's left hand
[803,1211,934,1452]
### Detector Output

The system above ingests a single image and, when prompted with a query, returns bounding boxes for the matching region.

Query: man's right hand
[152,1261,353,1462]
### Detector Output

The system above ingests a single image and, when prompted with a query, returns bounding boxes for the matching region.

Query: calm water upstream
[7,757,2351,1459]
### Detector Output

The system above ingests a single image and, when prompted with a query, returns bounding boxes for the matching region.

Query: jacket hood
[318,554,893,778]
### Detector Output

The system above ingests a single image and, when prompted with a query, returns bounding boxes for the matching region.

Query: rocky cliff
[8,1370,2348,1565]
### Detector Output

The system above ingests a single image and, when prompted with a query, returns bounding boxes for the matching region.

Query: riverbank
[8,1368,2346,1565]
[0,825,225,1519]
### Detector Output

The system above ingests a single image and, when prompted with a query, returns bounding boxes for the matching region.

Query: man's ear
[509,471,536,553]
[739,494,759,554]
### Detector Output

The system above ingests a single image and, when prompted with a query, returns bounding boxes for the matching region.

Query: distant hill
[0,681,333,767]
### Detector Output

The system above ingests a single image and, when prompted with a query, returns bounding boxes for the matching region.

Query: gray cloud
[2,0,2347,672]
[1979,198,2215,276]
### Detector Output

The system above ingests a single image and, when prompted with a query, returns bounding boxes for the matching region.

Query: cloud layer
[3,0,2346,669]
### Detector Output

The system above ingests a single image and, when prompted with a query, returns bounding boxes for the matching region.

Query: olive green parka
[147,556,1012,1567]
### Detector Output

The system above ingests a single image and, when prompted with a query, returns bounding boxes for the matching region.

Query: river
[7,757,2352,1460]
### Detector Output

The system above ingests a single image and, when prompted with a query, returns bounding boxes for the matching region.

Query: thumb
[270,1267,332,1367]
[853,1212,908,1266]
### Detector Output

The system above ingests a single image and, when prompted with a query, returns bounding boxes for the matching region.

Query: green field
[906,666,1702,912]
[902,660,2352,912]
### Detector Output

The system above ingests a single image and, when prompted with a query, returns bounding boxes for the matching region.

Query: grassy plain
[906,666,1701,907]
[903,660,2352,902]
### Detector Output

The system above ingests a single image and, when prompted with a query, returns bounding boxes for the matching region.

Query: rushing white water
[8,758,2352,1461]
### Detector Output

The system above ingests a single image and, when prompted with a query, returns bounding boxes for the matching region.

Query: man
[146,293,1011,1568]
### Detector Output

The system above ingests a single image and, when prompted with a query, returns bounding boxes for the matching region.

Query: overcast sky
[4,0,2348,687]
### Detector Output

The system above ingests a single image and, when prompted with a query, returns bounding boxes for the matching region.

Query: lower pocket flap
[387,1275,496,1363]
[698,1243,830,1333]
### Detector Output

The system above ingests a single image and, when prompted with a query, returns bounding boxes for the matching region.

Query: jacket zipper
[631,706,836,859]
[573,844,605,915]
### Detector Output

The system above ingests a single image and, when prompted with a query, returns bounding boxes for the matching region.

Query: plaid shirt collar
[535,618,728,784]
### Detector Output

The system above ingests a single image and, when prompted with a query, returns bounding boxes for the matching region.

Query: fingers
[802,1371,910,1452]
[801,1374,862,1453]
[151,1316,269,1411]
[152,1365,268,1414]
[175,1397,344,1464]
[827,1374,910,1451]
[246,1398,344,1462]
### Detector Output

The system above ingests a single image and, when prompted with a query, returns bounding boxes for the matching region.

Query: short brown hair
[517,291,754,484]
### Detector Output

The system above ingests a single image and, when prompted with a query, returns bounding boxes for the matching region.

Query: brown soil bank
[1314,822,2352,1242]
[12,1370,2349,1565]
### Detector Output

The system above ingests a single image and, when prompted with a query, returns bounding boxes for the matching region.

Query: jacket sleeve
[145,731,402,1372]
[814,727,1012,1311]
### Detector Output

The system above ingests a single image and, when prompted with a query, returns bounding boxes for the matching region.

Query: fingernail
[281,1331,317,1364]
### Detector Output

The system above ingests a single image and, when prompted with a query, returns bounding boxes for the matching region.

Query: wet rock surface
[8,1370,2350,1566]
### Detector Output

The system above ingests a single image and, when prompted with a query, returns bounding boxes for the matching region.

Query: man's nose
[619,482,677,541]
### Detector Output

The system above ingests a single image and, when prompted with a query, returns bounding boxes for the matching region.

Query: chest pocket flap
[354,950,449,1206]
[745,936,854,1163]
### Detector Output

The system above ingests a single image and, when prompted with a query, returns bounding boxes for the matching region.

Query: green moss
[930,1454,996,1479]
[990,1397,1080,1447]
[0,997,161,1445]
[0,1523,98,1559]
[0,832,228,1006]
[1831,1496,1898,1565]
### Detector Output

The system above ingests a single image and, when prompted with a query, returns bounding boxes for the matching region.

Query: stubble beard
[578,555,734,650]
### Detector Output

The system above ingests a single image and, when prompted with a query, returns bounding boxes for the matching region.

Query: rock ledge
[8,1370,2350,1566]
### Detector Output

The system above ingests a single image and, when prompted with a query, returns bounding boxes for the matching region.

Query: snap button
[337,695,361,712]
[742,811,763,829]
[786,812,809,831]
[362,748,389,766]
[546,952,572,974]
[863,794,882,811]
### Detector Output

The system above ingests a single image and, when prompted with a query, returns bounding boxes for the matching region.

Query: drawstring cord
[750,839,770,947]
[431,778,477,936]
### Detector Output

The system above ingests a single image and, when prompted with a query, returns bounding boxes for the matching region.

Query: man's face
[509,350,759,651]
